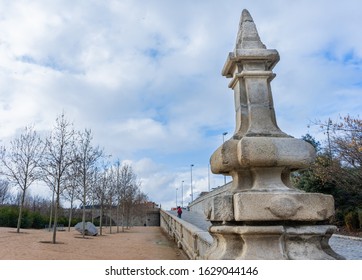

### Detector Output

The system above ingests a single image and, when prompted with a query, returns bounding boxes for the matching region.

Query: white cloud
[0,0,361,209]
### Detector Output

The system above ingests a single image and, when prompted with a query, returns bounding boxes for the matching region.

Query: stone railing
[188,183,231,215]
[160,209,212,260]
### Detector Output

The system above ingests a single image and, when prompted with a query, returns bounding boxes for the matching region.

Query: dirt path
[0,226,187,260]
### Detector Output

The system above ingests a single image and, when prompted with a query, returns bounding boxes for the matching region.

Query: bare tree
[0,179,11,205]
[124,182,141,227]
[93,164,110,236]
[0,126,44,233]
[89,167,99,224]
[63,162,79,231]
[314,115,362,189]
[114,161,122,233]
[118,164,137,231]
[107,166,116,233]
[25,194,52,216]
[132,190,149,225]
[42,113,76,243]
[74,129,103,238]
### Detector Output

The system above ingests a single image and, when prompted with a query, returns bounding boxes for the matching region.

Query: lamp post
[208,164,210,192]
[190,164,194,202]
[181,180,184,208]
[176,187,178,208]
[222,132,228,185]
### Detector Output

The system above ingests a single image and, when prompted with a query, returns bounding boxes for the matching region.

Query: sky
[0,0,361,210]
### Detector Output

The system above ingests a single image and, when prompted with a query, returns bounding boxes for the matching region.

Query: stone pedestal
[206,9,343,260]
[206,225,342,260]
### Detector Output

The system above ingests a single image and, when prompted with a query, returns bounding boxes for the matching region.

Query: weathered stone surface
[205,9,340,259]
[238,137,315,168]
[205,225,344,260]
[205,195,234,222]
[233,192,335,221]
[284,225,344,260]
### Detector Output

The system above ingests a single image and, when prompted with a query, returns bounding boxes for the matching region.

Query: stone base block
[238,137,315,168]
[205,224,344,260]
[234,192,334,221]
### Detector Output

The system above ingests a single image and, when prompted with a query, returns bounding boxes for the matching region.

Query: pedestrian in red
[177,206,182,218]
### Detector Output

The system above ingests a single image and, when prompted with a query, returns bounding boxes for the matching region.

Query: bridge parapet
[189,183,231,215]
[160,210,212,259]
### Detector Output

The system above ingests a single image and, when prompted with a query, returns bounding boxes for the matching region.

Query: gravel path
[0,226,187,260]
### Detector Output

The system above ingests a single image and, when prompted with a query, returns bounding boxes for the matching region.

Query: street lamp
[181,181,184,208]
[222,132,228,142]
[190,164,194,202]
[176,188,178,208]
[208,164,210,192]
[222,132,228,185]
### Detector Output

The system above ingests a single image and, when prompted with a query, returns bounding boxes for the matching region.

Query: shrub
[31,212,48,229]
[0,205,78,229]
[332,209,345,227]
[21,209,33,228]
[70,217,82,227]
[0,206,19,227]
[344,211,360,231]
[0,206,49,229]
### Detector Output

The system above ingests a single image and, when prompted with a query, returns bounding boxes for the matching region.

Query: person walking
[177,206,183,218]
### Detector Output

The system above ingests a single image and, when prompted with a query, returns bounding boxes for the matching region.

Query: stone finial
[211,9,312,193]
[235,9,266,50]
[205,9,342,260]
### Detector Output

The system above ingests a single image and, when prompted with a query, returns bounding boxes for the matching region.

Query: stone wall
[160,209,211,260]
[146,209,160,226]
[188,183,231,215]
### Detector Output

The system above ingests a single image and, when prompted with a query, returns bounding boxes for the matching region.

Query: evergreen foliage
[0,206,47,229]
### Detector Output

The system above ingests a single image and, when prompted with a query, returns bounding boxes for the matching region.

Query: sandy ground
[0,226,187,260]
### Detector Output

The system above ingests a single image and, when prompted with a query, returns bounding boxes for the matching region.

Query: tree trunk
[67,201,73,232]
[52,189,60,244]
[16,191,26,233]
[99,207,103,236]
[91,195,94,224]
[116,202,120,233]
[109,197,112,234]
[82,203,86,239]
[122,202,125,232]
[48,187,55,231]
[81,174,87,238]
[16,175,28,233]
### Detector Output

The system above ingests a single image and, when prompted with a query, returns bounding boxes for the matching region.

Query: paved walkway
[170,210,362,260]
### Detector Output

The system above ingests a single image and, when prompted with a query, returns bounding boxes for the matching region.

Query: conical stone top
[235,9,266,50]
[222,10,279,77]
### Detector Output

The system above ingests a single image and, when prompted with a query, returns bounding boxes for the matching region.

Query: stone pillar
[205,9,343,259]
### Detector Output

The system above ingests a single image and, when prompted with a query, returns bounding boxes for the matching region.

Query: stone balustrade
[188,183,231,215]
[160,209,212,259]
